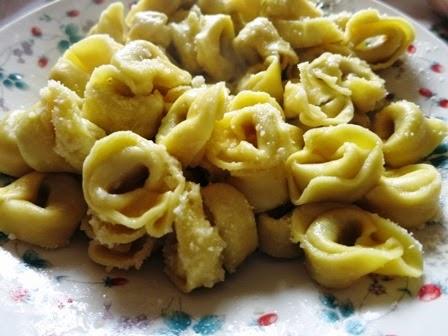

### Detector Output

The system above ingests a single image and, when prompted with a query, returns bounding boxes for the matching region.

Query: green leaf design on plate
[22,249,50,269]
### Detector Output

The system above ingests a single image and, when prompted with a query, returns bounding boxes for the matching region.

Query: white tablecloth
[0,0,446,41]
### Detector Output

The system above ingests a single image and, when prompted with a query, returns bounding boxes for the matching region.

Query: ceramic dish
[1,0,448,335]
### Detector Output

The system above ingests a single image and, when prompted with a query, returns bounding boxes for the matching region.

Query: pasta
[291,204,423,288]
[345,9,415,69]
[373,100,448,167]
[156,83,227,167]
[1,0,445,293]
[363,164,442,229]
[82,131,186,238]
[0,172,86,248]
[163,182,226,293]
[50,34,122,96]
[286,124,384,205]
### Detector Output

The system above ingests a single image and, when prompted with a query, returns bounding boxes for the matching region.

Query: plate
[1,1,448,335]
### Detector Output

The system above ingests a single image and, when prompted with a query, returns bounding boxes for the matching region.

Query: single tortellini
[0,172,86,248]
[286,124,384,205]
[88,2,126,44]
[286,52,386,127]
[258,207,302,259]
[206,91,302,212]
[345,9,415,70]
[88,236,157,271]
[234,17,298,68]
[111,40,192,95]
[83,131,186,238]
[274,17,344,49]
[195,13,240,81]
[372,100,448,167]
[127,11,171,47]
[363,164,442,229]
[202,183,258,272]
[0,110,31,177]
[82,64,164,138]
[291,205,423,288]
[237,56,283,103]
[163,182,226,293]
[50,34,122,96]
[156,83,227,167]
[15,81,105,173]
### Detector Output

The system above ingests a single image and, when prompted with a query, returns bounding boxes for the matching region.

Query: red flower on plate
[10,287,30,303]
[419,88,434,98]
[258,312,278,326]
[439,99,448,108]
[66,10,80,17]
[407,44,416,54]
[31,26,42,37]
[431,63,444,73]
[38,56,48,68]
[418,284,442,301]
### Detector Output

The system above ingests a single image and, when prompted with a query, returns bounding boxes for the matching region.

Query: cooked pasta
[82,131,185,238]
[363,164,442,229]
[0,172,86,248]
[287,124,384,204]
[163,182,226,293]
[373,100,448,167]
[0,0,443,294]
[50,34,122,96]
[291,204,423,288]
[156,83,227,167]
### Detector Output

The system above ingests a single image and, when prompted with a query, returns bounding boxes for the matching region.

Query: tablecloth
[0,0,447,42]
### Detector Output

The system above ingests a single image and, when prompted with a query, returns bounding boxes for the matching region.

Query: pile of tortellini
[0,0,446,292]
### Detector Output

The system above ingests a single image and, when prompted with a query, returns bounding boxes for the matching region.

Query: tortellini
[127,11,171,47]
[82,64,164,138]
[291,204,423,288]
[89,2,126,43]
[0,110,31,177]
[0,172,86,248]
[15,81,105,173]
[206,91,302,211]
[156,83,227,167]
[363,164,442,229]
[287,124,384,205]
[345,9,415,69]
[285,52,386,127]
[163,182,226,293]
[234,17,298,68]
[202,183,258,272]
[50,34,122,96]
[373,100,448,167]
[83,131,186,238]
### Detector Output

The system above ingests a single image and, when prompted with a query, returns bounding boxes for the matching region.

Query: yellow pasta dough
[287,124,384,204]
[127,11,171,47]
[15,81,105,173]
[83,131,185,238]
[156,83,227,167]
[202,183,258,272]
[363,164,442,229]
[89,2,126,43]
[345,9,415,69]
[82,64,164,138]
[0,110,31,177]
[50,34,122,96]
[163,182,226,292]
[291,204,423,288]
[0,172,86,248]
[373,100,448,167]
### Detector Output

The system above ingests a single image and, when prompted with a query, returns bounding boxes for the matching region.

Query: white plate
[1,1,448,335]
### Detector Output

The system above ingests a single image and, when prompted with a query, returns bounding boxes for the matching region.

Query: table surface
[0,0,447,42]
